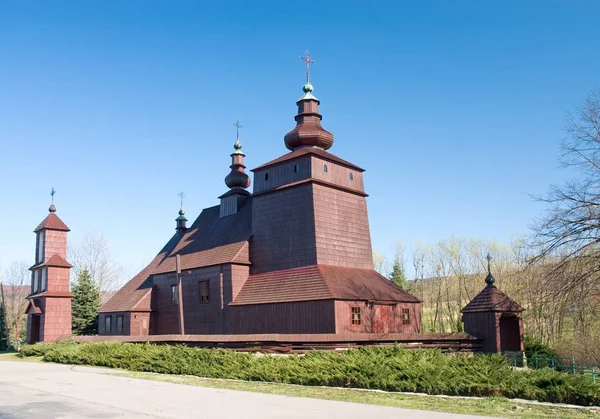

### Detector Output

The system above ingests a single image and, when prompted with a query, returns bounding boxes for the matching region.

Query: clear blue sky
[1,1,599,279]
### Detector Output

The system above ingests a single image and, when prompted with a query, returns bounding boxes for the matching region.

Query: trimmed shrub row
[21,341,600,406]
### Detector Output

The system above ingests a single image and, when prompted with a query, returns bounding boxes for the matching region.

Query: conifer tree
[71,268,102,335]
[0,302,8,351]
[388,258,409,291]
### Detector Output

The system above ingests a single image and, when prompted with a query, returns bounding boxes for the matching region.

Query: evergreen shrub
[20,342,600,406]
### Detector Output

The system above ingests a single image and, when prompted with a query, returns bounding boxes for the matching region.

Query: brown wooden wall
[229,300,336,334]
[252,155,312,193]
[335,301,421,334]
[462,311,498,353]
[310,156,365,194]
[313,184,373,269]
[250,183,318,274]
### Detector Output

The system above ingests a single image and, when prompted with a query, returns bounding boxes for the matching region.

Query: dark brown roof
[231,264,420,306]
[99,233,182,313]
[100,199,253,313]
[152,201,252,274]
[461,284,523,313]
[29,254,72,270]
[252,147,364,172]
[34,213,70,232]
[26,290,73,299]
[25,299,42,315]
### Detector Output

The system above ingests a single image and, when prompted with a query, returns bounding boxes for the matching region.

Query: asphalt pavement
[0,360,499,419]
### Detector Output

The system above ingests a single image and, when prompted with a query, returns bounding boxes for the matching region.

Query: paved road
[0,361,496,419]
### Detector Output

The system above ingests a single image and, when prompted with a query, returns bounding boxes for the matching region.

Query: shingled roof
[99,233,182,313]
[100,199,253,313]
[230,264,420,306]
[34,213,70,232]
[461,284,523,313]
[252,147,365,172]
[152,200,252,274]
[29,254,72,270]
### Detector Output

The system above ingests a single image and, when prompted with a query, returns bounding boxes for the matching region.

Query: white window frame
[37,231,45,263]
[33,270,40,293]
[41,268,47,291]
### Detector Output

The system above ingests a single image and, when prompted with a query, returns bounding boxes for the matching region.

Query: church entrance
[499,314,520,351]
[373,305,393,333]
[30,315,41,344]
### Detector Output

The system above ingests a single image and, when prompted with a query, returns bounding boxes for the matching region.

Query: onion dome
[284,81,334,151]
[49,204,56,213]
[225,137,251,189]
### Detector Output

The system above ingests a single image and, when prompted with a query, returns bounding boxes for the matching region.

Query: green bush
[19,340,76,357]
[25,342,600,406]
[524,336,558,359]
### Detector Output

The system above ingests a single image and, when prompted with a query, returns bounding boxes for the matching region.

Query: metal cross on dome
[300,50,315,83]
[178,191,185,209]
[233,120,242,139]
[486,253,493,274]
[50,187,56,204]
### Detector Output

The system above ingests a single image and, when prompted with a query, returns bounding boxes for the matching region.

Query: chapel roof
[230,264,420,306]
[461,284,523,313]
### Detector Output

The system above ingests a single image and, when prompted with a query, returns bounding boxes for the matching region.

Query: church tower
[220,120,251,217]
[25,191,73,343]
[250,52,374,274]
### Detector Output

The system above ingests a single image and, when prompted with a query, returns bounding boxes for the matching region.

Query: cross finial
[300,50,315,83]
[50,187,56,204]
[485,253,495,285]
[233,120,242,140]
[178,191,185,211]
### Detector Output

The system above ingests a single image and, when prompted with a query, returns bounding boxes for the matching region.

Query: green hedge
[20,342,600,406]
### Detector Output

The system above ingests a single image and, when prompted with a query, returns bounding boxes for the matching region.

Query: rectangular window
[171,285,179,305]
[116,315,123,334]
[37,231,45,263]
[41,268,47,291]
[33,270,39,293]
[402,308,411,325]
[105,315,112,333]
[351,307,361,325]
[199,281,210,303]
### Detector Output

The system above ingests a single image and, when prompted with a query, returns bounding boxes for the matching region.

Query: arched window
[294,164,299,173]
[265,172,269,181]
[324,164,328,173]
[349,172,354,181]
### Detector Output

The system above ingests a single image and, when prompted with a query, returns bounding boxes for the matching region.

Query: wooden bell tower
[25,192,73,343]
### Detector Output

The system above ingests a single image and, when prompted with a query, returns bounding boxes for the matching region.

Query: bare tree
[532,89,600,293]
[68,232,124,292]
[372,250,388,275]
[1,261,30,347]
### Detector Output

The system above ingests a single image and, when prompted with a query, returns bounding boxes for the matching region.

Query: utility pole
[175,255,185,335]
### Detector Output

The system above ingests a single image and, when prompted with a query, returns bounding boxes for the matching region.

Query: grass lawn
[0,351,43,362]
[115,370,600,419]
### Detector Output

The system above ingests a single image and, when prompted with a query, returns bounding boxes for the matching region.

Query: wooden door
[30,315,41,344]
[373,305,393,333]
[499,314,521,351]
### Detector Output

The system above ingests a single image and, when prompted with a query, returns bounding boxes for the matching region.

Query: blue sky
[1,1,599,279]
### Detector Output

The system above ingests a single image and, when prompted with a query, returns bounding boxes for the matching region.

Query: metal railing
[504,352,598,383]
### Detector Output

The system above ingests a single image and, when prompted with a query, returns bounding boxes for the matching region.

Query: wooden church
[24,55,523,354]
[96,57,422,337]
